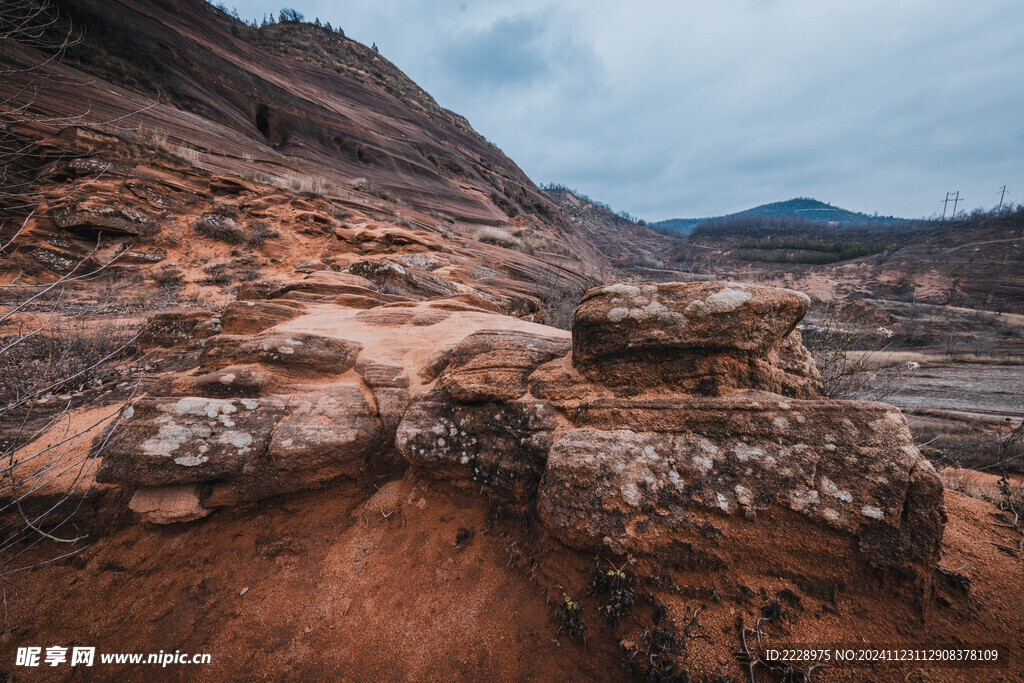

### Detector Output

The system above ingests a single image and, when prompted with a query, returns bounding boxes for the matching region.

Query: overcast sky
[231,1,1023,220]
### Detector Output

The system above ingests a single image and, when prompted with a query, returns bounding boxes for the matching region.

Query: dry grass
[941,471,1024,511]
[129,130,204,167]
[280,173,338,196]
[513,229,572,257]
[351,177,398,203]
[476,227,533,255]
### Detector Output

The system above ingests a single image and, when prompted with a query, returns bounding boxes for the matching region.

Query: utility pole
[950,191,961,219]
[997,185,1008,211]
[941,192,951,220]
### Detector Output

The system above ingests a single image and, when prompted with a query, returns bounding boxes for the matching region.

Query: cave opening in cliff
[255,105,271,141]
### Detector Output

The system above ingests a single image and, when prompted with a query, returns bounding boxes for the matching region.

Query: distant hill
[655,198,909,233]
[543,186,675,268]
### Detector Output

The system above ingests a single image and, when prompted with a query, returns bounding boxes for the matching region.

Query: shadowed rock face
[97,277,943,583]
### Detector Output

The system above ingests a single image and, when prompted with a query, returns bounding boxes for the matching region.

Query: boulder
[538,393,945,575]
[572,282,819,397]
[99,277,946,585]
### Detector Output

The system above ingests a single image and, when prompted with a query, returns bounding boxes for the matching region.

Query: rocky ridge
[96,279,946,586]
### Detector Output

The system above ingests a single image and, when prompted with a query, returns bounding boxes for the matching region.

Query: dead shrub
[803,300,915,401]
[243,222,280,248]
[475,227,534,255]
[352,178,398,203]
[0,318,138,407]
[194,215,245,244]
[281,174,336,196]
[151,267,185,288]
[513,229,571,256]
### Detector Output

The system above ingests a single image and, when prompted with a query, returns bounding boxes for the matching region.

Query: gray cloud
[437,16,549,89]
[233,0,1024,220]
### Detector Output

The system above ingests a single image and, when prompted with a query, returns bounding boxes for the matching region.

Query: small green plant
[588,564,635,627]
[558,593,584,640]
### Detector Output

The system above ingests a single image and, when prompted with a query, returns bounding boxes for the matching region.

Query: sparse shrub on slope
[475,227,534,255]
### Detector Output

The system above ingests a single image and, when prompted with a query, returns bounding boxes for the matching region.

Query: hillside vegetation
[655,197,912,235]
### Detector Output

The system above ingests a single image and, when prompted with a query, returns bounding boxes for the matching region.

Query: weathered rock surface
[98,278,943,583]
[266,388,382,486]
[397,392,558,503]
[128,484,211,524]
[537,394,945,574]
[428,329,571,402]
[171,366,278,398]
[572,281,821,397]
[52,202,153,236]
[98,396,287,487]
[220,300,305,334]
[202,332,362,374]
[99,388,382,504]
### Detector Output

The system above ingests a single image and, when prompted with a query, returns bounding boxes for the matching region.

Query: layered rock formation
[96,279,945,582]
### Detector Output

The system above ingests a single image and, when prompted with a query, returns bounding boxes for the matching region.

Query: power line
[950,190,961,219]
[941,191,951,220]
[997,185,1008,211]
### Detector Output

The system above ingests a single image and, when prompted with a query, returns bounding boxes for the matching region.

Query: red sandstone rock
[572,281,820,397]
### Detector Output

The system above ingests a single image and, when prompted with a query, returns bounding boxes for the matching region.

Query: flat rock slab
[203,331,362,374]
[98,396,286,487]
[220,300,305,334]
